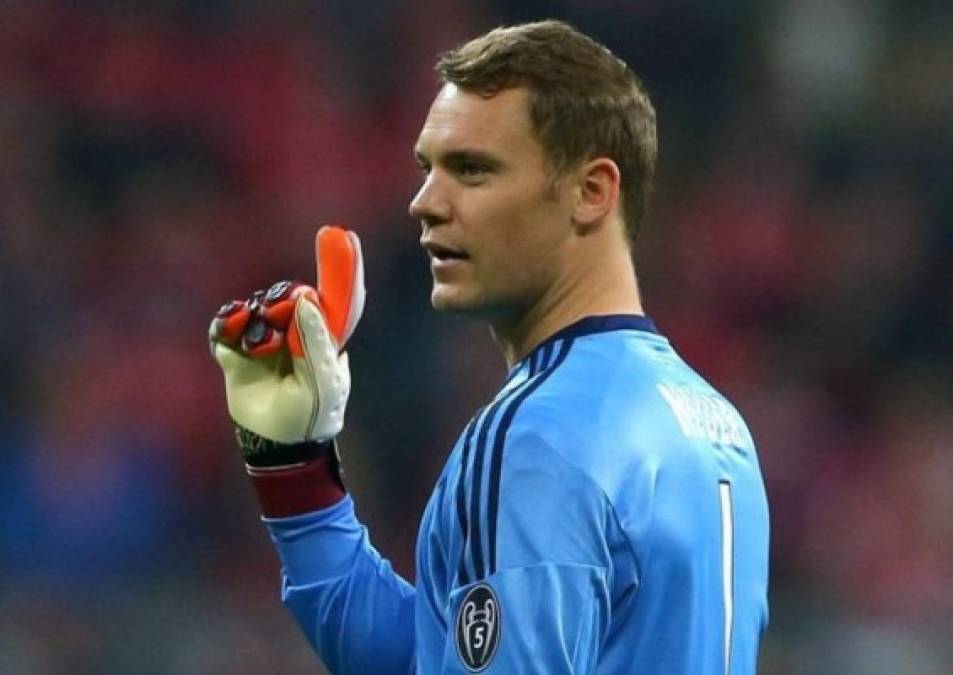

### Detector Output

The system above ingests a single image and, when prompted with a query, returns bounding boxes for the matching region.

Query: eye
[456,160,492,182]
[459,162,484,176]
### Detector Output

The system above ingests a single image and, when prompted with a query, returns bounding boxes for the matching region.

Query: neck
[491,239,643,368]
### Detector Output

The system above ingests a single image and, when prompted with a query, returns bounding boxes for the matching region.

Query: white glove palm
[209,227,365,461]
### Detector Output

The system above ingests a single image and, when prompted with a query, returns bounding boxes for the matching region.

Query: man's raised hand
[209,226,365,466]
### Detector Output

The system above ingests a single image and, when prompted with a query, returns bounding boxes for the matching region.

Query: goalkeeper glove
[209,226,365,512]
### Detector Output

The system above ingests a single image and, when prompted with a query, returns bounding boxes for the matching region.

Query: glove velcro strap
[246,454,347,518]
[235,425,347,517]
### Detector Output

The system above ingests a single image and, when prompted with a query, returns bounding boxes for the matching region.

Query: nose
[408,172,451,226]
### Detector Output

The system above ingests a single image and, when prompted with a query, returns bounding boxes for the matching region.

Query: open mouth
[424,242,469,262]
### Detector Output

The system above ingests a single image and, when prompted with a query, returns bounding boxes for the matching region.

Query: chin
[430,284,483,316]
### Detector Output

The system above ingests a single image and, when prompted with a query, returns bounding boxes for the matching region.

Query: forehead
[414,83,539,159]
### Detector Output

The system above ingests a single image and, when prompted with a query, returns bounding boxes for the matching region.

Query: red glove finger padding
[211,300,251,344]
[213,281,315,359]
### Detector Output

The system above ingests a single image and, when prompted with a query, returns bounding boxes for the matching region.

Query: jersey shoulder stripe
[485,338,574,577]
[465,394,502,583]
[457,386,523,585]
[455,338,575,584]
[454,413,482,585]
[457,372,531,585]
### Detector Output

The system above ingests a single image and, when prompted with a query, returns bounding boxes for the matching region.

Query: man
[210,20,769,674]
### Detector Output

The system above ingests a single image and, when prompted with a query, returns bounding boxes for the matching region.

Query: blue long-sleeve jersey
[265,315,770,674]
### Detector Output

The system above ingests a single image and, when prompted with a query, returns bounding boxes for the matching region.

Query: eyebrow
[415,148,503,170]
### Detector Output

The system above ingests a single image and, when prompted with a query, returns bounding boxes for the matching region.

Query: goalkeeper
[210,20,769,675]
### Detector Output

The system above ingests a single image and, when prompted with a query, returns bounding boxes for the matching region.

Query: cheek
[500,195,568,263]
[475,183,559,246]
[472,198,536,269]
[474,196,566,292]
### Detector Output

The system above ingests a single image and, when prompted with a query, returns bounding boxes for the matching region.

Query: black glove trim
[235,425,335,469]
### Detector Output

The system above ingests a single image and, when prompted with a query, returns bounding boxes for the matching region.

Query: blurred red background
[1,2,950,673]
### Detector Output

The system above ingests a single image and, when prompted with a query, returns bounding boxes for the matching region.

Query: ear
[571,158,621,234]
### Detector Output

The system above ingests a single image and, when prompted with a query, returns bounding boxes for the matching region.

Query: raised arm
[209,227,415,675]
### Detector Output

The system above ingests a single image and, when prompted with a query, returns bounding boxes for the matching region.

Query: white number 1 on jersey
[719,480,734,675]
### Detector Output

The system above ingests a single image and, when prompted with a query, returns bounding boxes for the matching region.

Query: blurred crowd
[0,1,950,673]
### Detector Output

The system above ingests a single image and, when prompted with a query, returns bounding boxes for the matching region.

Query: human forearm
[265,495,416,675]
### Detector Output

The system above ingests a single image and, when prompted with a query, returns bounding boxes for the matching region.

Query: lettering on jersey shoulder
[657,383,750,450]
[455,583,501,672]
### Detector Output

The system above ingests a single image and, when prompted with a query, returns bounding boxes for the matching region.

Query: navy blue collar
[515,314,658,375]
[542,314,657,344]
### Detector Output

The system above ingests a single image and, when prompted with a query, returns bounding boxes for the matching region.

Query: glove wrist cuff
[246,451,347,517]
[236,425,347,517]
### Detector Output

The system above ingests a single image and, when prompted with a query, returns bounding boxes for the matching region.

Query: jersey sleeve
[264,496,416,675]
[442,426,614,673]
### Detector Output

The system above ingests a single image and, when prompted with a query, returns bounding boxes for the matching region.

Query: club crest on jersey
[455,583,501,671]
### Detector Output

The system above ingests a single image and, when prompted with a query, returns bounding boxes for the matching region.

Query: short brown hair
[437,20,657,242]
